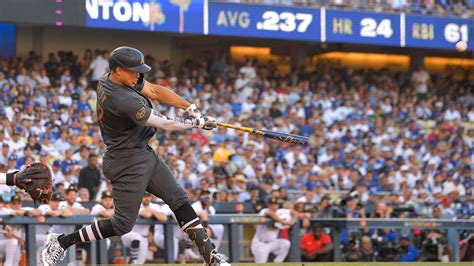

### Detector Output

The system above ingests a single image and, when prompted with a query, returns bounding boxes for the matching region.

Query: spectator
[411,65,431,99]
[397,234,420,262]
[78,153,101,199]
[300,223,333,261]
[87,49,109,90]
[359,236,376,261]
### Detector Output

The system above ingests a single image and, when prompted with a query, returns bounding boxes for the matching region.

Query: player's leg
[4,237,19,266]
[122,231,148,264]
[42,154,153,265]
[271,239,291,263]
[146,154,228,264]
[250,238,270,263]
[209,224,225,251]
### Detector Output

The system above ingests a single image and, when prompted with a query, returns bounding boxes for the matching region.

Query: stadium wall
[15,25,173,61]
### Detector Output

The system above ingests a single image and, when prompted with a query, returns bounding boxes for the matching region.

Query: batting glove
[184,116,216,130]
[184,104,203,119]
[203,116,217,130]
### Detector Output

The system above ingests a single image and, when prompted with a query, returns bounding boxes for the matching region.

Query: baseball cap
[51,193,63,202]
[66,185,78,193]
[102,191,113,199]
[53,160,61,167]
[400,234,410,240]
[200,190,211,199]
[62,166,72,173]
[267,198,279,204]
[11,194,21,203]
[235,174,248,183]
[8,154,17,161]
[144,191,152,196]
[2,143,9,148]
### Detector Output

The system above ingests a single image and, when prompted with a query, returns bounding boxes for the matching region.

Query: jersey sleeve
[73,202,85,210]
[38,205,51,215]
[90,204,105,215]
[133,73,145,92]
[322,233,332,244]
[115,95,152,125]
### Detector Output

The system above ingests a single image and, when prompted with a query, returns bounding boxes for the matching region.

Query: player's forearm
[72,208,90,215]
[144,110,206,131]
[0,172,18,185]
[144,81,190,109]
[99,209,114,218]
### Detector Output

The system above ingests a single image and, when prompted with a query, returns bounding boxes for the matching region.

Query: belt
[257,238,271,244]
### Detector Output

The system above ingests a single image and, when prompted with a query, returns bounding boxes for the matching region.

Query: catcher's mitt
[14,162,52,206]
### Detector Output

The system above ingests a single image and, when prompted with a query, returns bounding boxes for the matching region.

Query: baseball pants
[154,225,182,260]
[102,147,188,236]
[0,238,20,266]
[36,234,47,265]
[251,238,290,263]
[121,231,148,264]
[209,224,224,251]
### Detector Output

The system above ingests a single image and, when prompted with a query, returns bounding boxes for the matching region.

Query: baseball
[456,41,467,52]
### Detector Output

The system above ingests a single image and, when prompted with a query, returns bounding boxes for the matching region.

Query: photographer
[373,228,398,261]
[460,232,474,261]
[397,234,420,262]
[360,235,376,261]
[419,229,450,262]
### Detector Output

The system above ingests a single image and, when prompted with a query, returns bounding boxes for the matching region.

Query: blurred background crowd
[0,48,473,263]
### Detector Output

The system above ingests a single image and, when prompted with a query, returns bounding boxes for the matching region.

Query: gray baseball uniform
[97,73,188,235]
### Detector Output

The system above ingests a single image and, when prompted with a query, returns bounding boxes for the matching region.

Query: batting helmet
[109,46,151,73]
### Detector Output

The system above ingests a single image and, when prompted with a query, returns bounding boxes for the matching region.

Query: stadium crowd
[0,48,473,263]
[227,0,474,18]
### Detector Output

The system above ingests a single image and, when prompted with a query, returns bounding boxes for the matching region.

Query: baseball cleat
[209,250,231,265]
[41,233,67,265]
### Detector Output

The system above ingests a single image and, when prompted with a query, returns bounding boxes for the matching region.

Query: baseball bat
[216,122,309,145]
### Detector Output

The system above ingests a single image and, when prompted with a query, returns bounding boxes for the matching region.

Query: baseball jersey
[154,204,181,237]
[0,207,12,240]
[254,208,279,242]
[132,202,162,237]
[37,204,53,235]
[96,73,156,151]
[191,201,216,215]
[90,203,110,216]
[49,201,86,234]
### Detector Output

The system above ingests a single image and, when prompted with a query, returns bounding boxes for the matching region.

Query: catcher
[0,162,53,206]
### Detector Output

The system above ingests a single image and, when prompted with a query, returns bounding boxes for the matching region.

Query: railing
[1,215,473,265]
[0,214,301,265]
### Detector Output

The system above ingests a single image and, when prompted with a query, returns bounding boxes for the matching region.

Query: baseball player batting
[40,46,229,265]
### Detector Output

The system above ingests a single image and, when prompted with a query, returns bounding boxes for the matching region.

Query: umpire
[42,46,229,265]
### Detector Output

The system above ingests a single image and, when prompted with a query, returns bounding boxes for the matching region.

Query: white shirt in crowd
[49,201,86,234]
[90,56,109,81]
[411,69,430,94]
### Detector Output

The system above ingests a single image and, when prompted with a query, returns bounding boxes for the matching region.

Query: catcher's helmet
[109,46,151,73]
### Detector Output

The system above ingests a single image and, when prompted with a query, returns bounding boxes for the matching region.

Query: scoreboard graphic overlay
[0,0,470,51]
